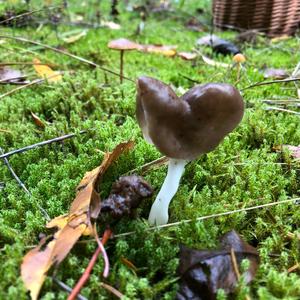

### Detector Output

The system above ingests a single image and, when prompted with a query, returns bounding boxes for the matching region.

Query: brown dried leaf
[21,141,134,299]
[31,112,46,129]
[176,230,259,300]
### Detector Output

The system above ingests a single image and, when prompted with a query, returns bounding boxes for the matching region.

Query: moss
[0,1,300,299]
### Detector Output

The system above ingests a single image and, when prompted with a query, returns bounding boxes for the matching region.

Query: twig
[287,263,299,273]
[67,229,112,300]
[230,248,241,279]
[52,277,88,300]
[0,76,53,99]
[241,77,300,91]
[124,156,169,175]
[0,131,86,160]
[0,147,50,220]
[0,35,135,83]
[0,62,55,67]
[113,197,299,239]
[230,248,251,300]
[265,106,300,115]
[0,128,12,133]
[100,282,124,299]
[0,6,61,25]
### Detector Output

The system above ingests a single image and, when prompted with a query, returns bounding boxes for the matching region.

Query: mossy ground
[0,1,300,299]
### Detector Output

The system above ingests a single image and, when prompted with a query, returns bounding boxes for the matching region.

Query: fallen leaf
[178,52,197,60]
[271,35,290,43]
[101,21,121,30]
[273,144,300,159]
[21,141,134,299]
[140,44,177,57]
[176,230,259,300]
[0,67,27,84]
[31,112,46,129]
[201,54,230,68]
[62,30,87,44]
[100,175,153,218]
[33,58,62,83]
[262,68,289,79]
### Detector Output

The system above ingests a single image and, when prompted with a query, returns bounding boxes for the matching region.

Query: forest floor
[0,1,300,299]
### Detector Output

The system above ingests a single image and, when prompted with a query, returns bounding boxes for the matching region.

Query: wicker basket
[213,0,300,36]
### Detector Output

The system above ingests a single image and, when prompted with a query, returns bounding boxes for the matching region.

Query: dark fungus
[136,76,244,225]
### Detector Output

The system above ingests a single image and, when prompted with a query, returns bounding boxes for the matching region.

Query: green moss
[0,1,300,299]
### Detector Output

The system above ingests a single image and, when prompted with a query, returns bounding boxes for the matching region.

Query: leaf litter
[21,141,135,300]
[176,230,259,300]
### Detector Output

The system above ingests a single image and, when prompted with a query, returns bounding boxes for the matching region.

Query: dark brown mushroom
[108,38,140,83]
[136,76,244,225]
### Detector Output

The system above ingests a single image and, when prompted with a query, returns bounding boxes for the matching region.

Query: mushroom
[107,38,140,83]
[233,53,246,81]
[136,76,244,225]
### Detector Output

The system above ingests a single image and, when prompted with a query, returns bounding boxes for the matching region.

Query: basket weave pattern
[213,0,300,36]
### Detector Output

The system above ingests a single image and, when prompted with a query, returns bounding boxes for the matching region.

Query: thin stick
[287,263,299,273]
[52,277,88,300]
[0,62,55,67]
[241,77,300,91]
[0,35,135,83]
[100,282,124,299]
[0,76,51,99]
[124,156,168,175]
[113,197,299,238]
[230,248,251,300]
[265,106,300,115]
[230,248,241,279]
[0,131,86,160]
[0,6,60,25]
[0,148,50,220]
[67,229,112,300]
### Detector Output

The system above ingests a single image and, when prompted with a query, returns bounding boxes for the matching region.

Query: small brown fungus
[136,76,244,225]
[108,38,140,83]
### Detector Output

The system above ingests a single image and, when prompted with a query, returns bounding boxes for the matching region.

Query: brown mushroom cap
[108,38,141,50]
[136,76,244,160]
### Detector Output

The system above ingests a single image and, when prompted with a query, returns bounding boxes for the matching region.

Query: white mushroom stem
[148,158,188,226]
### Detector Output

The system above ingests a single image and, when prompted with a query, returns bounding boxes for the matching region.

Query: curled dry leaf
[0,67,28,84]
[201,54,230,68]
[62,30,87,44]
[273,144,300,159]
[176,230,259,300]
[33,58,62,83]
[178,52,197,61]
[100,175,153,218]
[140,44,177,57]
[21,141,134,300]
[31,112,46,129]
[263,68,289,79]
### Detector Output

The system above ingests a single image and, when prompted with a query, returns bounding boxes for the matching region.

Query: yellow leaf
[33,58,62,83]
